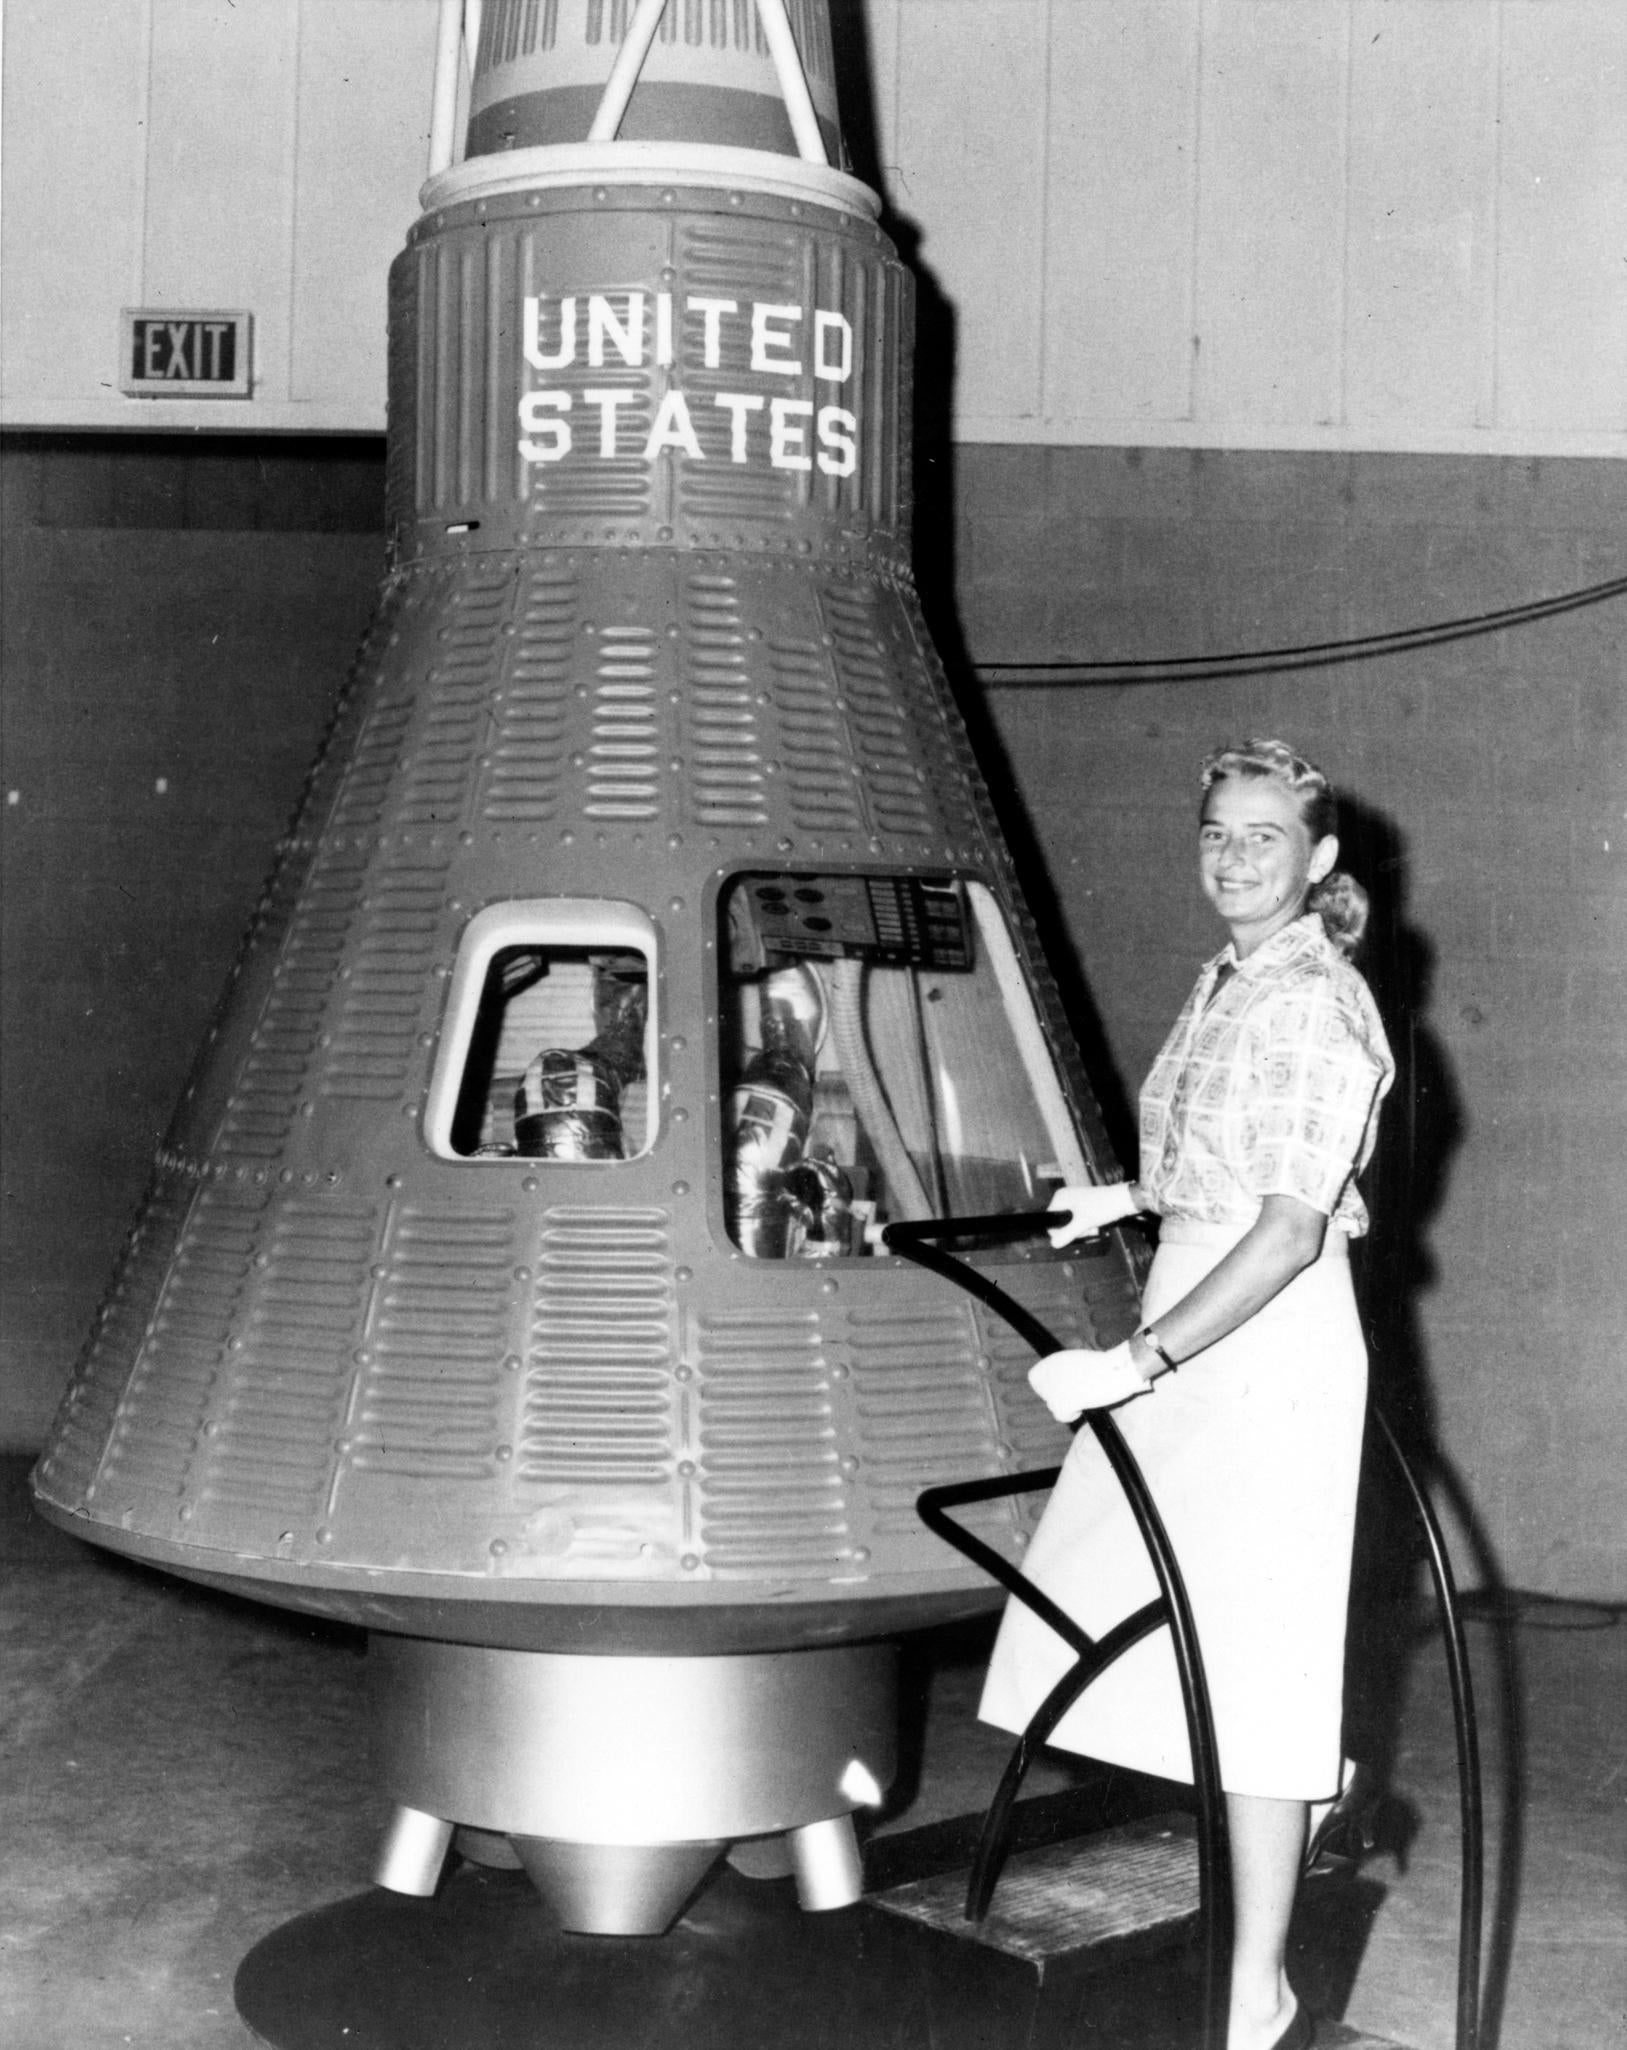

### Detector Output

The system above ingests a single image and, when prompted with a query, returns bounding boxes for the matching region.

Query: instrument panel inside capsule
[720,871,1086,1260]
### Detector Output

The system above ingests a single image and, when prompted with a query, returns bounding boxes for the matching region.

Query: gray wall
[945,444,1626,1601]
[2,436,1623,1598]
[1,438,384,1463]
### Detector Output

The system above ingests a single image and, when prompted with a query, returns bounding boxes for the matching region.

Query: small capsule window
[717,873,1089,1256]
[426,901,656,1161]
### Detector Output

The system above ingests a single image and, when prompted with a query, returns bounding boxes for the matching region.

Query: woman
[980,740,1393,2050]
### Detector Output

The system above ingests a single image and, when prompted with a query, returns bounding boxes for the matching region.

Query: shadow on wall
[1341,795,1526,2050]
[1344,793,1464,1477]
[1342,793,1468,1753]
[831,0,1136,1167]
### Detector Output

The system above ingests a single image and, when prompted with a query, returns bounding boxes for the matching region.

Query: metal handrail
[886,1210,1228,2050]
[1374,1409,1484,2050]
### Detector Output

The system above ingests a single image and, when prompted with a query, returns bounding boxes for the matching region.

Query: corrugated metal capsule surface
[33,173,1141,1656]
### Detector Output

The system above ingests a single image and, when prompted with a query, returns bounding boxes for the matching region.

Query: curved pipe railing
[890,1208,1486,2050]
[884,1210,1228,2050]
[1374,1409,1484,2050]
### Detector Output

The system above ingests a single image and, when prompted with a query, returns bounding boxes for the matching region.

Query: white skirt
[978,1220,1367,1802]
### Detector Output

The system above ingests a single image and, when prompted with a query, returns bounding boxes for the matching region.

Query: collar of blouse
[1202,909,1327,988]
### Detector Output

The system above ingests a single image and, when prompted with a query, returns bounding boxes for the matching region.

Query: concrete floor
[2,1456,1621,2050]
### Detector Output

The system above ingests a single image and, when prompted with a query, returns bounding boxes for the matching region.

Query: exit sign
[120,310,253,398]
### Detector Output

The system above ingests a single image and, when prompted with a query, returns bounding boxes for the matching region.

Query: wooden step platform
[863,1812,1409,2050]
[873,1812,1202,1974]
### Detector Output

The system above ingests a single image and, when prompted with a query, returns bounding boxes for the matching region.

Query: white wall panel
[290,2,439,406]
[857,0,902,177]
[1496,1,1627,432]
[1043,0,1203,425]
[893,0,1051,420]
[1191,0,1351,429]
[141,0,301,406]
[2,0,437,432]
[1343,1,1499,431]
[935,0,1625,454]
[0,4,151,411]
[3,0,1622,451]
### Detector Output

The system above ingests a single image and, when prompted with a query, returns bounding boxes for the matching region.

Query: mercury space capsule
[32,0,1141,1935]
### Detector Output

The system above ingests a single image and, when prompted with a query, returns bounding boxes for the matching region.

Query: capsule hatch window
[426,901,656,1161]
[718,873,1089,1257]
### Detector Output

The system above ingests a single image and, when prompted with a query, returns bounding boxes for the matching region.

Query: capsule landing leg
[787,1814,865,1911]
[373,1805,455,1897]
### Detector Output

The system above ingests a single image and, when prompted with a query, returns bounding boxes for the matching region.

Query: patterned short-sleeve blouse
[1139,913,1394,1235]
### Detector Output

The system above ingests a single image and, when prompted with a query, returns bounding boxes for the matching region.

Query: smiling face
[1198,773,1338,957]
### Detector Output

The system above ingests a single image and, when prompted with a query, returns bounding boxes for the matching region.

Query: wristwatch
[1137,1326,1178,1375]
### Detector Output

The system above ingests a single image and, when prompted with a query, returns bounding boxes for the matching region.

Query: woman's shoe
[1304,1761,1380,1874]
[1268,2000,1316,2050]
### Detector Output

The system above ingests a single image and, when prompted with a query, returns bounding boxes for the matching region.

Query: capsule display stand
[232,1853,1198,2050]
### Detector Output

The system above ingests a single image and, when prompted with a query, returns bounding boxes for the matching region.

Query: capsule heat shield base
[370,1635,896,1933]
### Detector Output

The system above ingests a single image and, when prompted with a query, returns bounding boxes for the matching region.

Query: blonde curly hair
[1199,739,1369,956]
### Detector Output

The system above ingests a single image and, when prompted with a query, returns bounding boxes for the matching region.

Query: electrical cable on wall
[1458,1591,1624,1632]
[975,570,1627,688]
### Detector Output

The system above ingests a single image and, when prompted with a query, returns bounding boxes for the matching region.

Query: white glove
[1046,1182,1142,1248]
[1027,1342,1151,1422]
